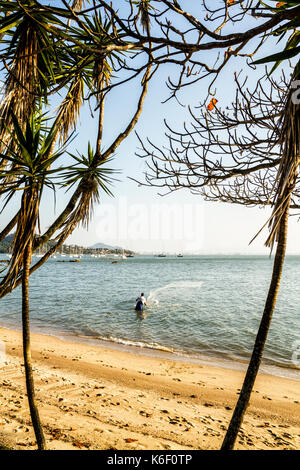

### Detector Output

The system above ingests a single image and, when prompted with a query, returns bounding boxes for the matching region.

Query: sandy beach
[0,326,299,450]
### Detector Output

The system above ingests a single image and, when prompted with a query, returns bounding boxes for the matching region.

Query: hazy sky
[61,59,300,255]
[2,2,300,255]
[64,51,300,255]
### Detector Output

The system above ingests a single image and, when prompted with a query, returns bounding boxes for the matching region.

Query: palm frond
[59,143,118,230]
[265,69,300,248]
[0,111,69,296]
[71,0,88,12]
[0,2,64,155]
[134,0,156,32]
[55,74,84,143]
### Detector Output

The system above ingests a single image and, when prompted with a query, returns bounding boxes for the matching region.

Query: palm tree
[0,1,152,451]
[221,73,300,450]
[66,10,125,155]
[0,112,66,450]
[20,10,151,262]
[0,3,152,294]
[0,0,64,155]
[221,197,290,449]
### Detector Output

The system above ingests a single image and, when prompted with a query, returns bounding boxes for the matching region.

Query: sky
[2,1,300,255]
[53,59,300,256]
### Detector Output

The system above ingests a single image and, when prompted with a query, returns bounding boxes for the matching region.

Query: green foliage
[133,0,156,30]
[67,10,127,93]
[0,112,65,196]
[254,2,300,72]
[62,142,118,197]
[0,1,66,94]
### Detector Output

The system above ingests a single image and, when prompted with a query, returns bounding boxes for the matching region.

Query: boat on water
[158,253,166,258]
[177,254,183,257]
[57,259,81,263]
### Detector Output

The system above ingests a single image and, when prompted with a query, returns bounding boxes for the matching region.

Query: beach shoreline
[0,326,299,450]
[1,320,299,382]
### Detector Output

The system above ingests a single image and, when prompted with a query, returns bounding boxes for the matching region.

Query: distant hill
[0,233,14,253]
[0,234,133,255]
[0,233,58,253]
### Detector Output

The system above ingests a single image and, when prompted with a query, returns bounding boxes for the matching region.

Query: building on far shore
[0,234,135,257]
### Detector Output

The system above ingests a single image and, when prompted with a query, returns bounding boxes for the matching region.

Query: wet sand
[0,327,299,450]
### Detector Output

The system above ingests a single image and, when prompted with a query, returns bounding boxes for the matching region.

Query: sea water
[0,254,299,378]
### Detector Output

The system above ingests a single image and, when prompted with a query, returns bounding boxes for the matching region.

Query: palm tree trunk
[95,89,105,160]
[22,238,47,450]
[221,195,290,450]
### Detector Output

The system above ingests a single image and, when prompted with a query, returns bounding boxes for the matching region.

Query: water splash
[147,280,203,306]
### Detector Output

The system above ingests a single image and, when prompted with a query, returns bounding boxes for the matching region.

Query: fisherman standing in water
[135,292,147,311]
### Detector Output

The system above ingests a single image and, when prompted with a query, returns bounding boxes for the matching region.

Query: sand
[0,326,299,450]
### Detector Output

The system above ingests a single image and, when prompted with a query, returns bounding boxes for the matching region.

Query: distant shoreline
[2,251,300,256]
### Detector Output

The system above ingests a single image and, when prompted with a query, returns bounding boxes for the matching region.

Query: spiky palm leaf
[0,112,65,292]
[254,2,300,73]
[134,0,155,32]
[70,11,125,94]
[55,73,84,143]
[49,11,125,148]
[0,1,65,156]
[59,142,118,229]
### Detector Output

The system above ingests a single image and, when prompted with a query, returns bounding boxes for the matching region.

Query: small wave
[93,334,175,353]
[74,327,100,338]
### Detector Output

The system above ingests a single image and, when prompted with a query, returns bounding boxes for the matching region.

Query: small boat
[158,253,166,257]
[177,254,183,257]
[57,259,81,263]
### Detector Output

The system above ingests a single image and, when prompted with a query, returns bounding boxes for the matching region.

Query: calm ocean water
[0,254,299,377]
